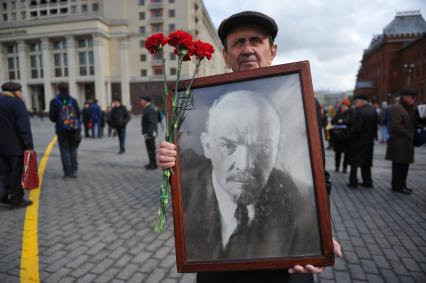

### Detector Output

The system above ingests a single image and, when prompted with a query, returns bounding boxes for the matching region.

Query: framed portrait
[170,61,334,272]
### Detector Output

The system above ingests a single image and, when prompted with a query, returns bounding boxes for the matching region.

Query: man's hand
[156,141,177,169]
[288,238,342,274]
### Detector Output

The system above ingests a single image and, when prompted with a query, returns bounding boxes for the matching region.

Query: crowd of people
[324,89,426,194]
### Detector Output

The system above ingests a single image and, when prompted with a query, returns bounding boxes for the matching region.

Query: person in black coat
[346,95,378,188]
[0,82,34,207]
[49,83,81,179]
[140,96,158,169]
[109,99,131,154]
[331,99,352,173]
[82,102,91,138]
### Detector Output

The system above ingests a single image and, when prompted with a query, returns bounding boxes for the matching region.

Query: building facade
[355,11,426,103]
[0,0,225,112]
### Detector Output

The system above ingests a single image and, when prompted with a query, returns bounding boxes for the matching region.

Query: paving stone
[381,269,399,283]
[116,263,139,280]
[366,273,385,283]
[128,273,147,283]
[348,264,366,280]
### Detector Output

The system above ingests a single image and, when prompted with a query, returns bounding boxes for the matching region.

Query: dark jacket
[109,106,131,129]
[0,92,34,156]
[49,92,81,134]
[385,103,415,163]
[89,103,102,121]
[141,104,158,137]
[347,104,378,167]
[331,108,353,153]
[82,107,91,123]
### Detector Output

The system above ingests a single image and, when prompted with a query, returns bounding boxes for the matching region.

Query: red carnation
[168,30,194,55]
[193,40,215,60]
[145,33,168,54]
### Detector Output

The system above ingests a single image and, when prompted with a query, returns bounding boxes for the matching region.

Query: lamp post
[403,63,415,87]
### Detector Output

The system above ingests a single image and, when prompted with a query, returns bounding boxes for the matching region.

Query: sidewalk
[0,117,425,283]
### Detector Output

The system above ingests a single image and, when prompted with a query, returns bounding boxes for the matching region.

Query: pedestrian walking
[90,100,102,138]
[386,88,417,194]
[331,99,352,173]
[105,106,113,137]
[0,82,34,207]
[141,96,158,169]
[109,99,131,154]
[49,83,81,179]
[82,102,91,138]
[378,101,389,143]
[347,94,378,189]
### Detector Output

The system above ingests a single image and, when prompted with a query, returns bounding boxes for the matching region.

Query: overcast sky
[203,0,426,92]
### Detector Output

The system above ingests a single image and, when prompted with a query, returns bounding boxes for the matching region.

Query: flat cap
[1,81,22,92]
[353,94,369,101]
[218,11,278,46]
[140,96,152,102]
[399,88,417,97]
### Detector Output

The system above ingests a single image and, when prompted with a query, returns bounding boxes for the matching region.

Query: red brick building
[355,11,426,103]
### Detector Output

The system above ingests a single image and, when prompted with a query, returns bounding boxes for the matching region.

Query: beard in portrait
[180,90,321,262]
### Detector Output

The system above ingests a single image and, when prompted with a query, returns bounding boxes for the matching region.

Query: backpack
[55,96,80,131]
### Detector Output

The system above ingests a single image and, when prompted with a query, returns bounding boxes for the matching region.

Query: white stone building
[0,0,225,112]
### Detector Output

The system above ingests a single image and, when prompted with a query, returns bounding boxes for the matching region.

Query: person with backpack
[49,83,81,179]
[109,99,131,154]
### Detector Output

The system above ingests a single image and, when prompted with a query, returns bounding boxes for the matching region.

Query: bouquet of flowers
[144,30,215,232]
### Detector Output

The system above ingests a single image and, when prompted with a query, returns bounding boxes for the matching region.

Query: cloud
[203,0,426,91]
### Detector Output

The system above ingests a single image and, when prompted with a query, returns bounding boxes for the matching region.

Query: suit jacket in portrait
[181,154,321,262]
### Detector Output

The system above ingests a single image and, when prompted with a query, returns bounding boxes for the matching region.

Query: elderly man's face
[223,25,277,72]
[201,93,280,205]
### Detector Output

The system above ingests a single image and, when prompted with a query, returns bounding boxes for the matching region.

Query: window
[141,69,147,76]
[139,0,145,5]
[151,23,162,32]
[169,0,174,3]
[152,66,163,76]
[151,0,162,3]
[30,11,37,17]
[92,3,98,12]
[151,9,162,18]
[139,40,145,47]
[21,11,26,19]
[29,42,43,79]
[2,3,7,10]
[3,14,8,21]
[170,67,176,75]
[71,5,76,13]
[12,12,17,21]
[21,0,26,8]
[139,26,145,34]
[152,53,162,60]
[6,44,20,80]
[81,4,87,12]
[78,38,94,76]
[169,52,176,60]
[139,12,145,20]
[60,7,67,13]
[169,24,175,32]
[52,39,68,77]
[140,54,147,61]
[12,1,16,9]
[168,9,174,17]
[40,10,48,16]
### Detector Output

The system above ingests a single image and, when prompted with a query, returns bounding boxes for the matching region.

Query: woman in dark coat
[0,82,34,207]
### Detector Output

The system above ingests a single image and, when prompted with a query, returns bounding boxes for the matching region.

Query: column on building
[119,38,131,109]
[93,34,107,109]
[0,44,6,83]
[41,38,54,111]
[66,36,78,102]
[17,40,31,109]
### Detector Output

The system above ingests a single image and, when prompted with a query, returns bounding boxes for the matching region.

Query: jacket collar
[1,91,16,98]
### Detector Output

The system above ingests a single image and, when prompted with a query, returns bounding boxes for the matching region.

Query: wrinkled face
[201,92,280,205]
[223,25,277,72]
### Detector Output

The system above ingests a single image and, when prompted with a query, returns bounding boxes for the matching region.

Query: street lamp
[403,63,415,87]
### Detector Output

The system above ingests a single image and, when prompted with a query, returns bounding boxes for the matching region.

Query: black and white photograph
[177,71,323,264]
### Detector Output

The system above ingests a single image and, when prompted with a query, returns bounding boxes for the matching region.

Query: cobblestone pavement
[0,117,425,283]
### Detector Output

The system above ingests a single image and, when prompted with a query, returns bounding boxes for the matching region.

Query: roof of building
[364,11,426,55]
[383,10,426,36]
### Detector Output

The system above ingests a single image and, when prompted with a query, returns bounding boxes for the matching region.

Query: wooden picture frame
[170,61,334,272]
